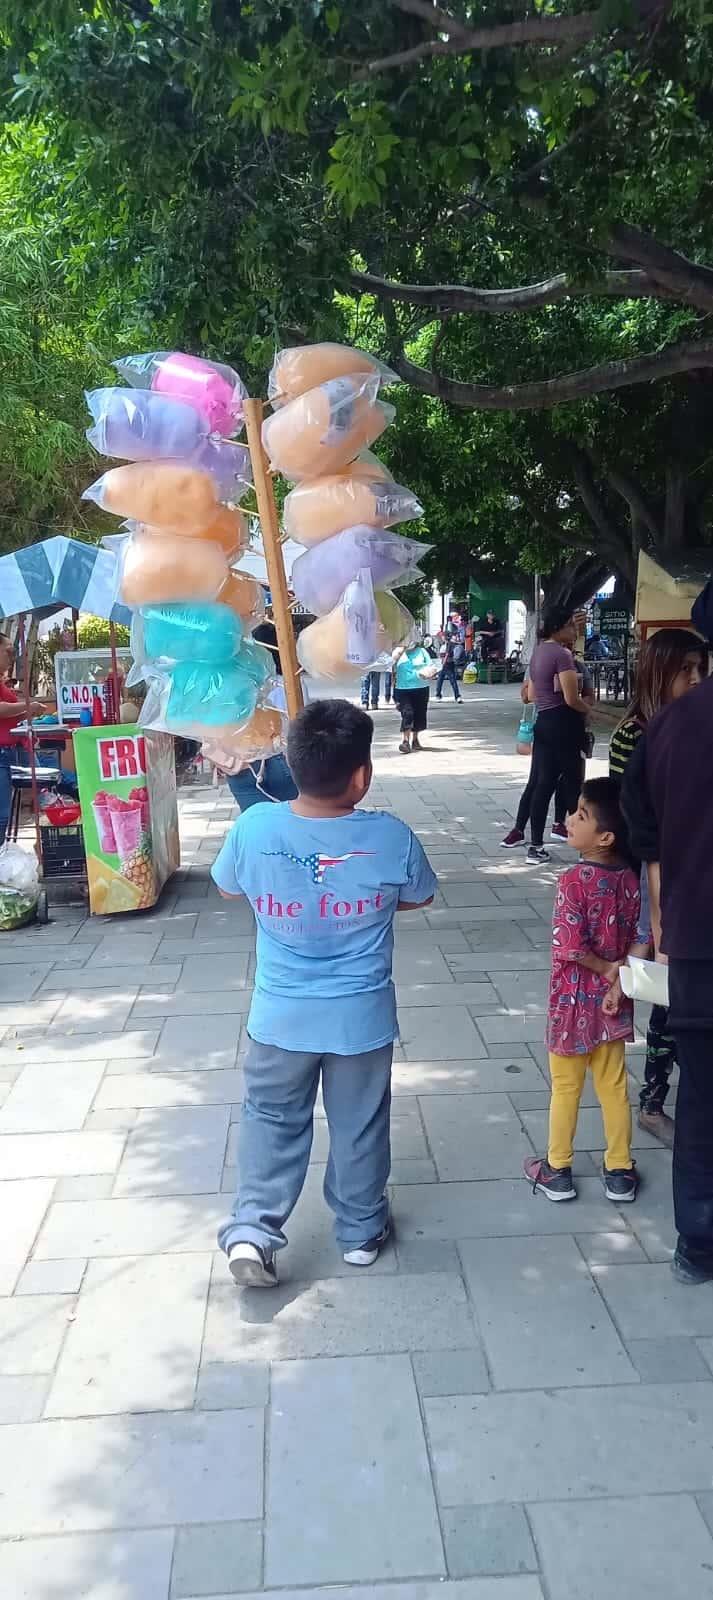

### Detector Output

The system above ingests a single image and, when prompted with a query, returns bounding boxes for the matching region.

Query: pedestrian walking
[393,639,435,752]
[504,606,590,864]
[212,700,437,1287]
[622,583,713,1284]
[505,656,595,848]
[524,778,640,1203]
[435,635,463,703]
[609,627,706,1146]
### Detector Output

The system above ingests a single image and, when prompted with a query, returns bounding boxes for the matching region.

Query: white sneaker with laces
[227,1242,278,1288]
[343,1221,390,1268]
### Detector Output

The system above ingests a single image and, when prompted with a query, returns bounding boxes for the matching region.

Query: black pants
[436,663,461,700]
[639,1005,677,1113]
[515,766,577,833]
[669,959,713,1265]
[527,706,584,847]
[395,687,429,734]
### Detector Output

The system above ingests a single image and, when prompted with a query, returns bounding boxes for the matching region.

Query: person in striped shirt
[609,628,708,1145]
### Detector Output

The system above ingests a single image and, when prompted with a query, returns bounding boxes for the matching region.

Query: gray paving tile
[95,1069,243,1109]
[16,1258,86,1295]
[34,1195,224,1259]
[394,1239,462,1274]
[89,935,164,963]
[392,947,455,984]
[0,1409,263,1535]
[443,1506,537,1578]
[399,1007,487,1060]
[113,1106,230,1197]
[594,1262,713,1337]
[41,962,183,991]
[626,1337,713,1382]
[0,1528,175,1599]
[393,1176,626,1239]
[266,1355,444,1585]
[172,1521,262,1596]
[0,1374,50,1422]
[460,1236,636,1389]
[0,1064,106,1133]
[0,1179,55,1285]
[166,952,250,992]
[389,1158,438,1183]
[132,990,252,1019]
[420,1094,533,1180]
[425,1383,713,1505]
[699,1493,713,1538]
[0,965,52,999]
[575,1231,647,1266]
[151,1016,241,1069]
[0,1031,160,1067]
[45,1253,211,1417]
[476,1015,547,1046]
[530,1494,713,1599]
[195,1361,269,1410]
[0,1132,125,1179]
[397,982,499,1010]
[412,1348,490,1397]
[204,1271,475,1362]
[0,1294,73,1375]
[392,1060,540,1097]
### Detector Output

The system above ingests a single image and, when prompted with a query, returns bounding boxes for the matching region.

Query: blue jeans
[226,754,297,810]
[218,1036,393,1253]
[0,749,12,847]
[436,663,461,700]
[360,671,391,708]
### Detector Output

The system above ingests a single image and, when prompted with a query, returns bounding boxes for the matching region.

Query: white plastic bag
[620,956,669,1007]
[0,843,40,895]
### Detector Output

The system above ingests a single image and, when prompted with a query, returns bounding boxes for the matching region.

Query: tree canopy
[2,0,713,600]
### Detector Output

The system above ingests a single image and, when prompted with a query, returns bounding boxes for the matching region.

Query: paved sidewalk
[2,684,713,1600]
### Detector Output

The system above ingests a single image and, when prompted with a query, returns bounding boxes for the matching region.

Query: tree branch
[568,446,635,583]
[387,336,713,412]
[351,266,669,313]
[604,463,661,545]
[608,222,713,313]
[362,0,668,73]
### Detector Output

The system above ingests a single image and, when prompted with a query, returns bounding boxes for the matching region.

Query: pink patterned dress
[546,861,640,1056]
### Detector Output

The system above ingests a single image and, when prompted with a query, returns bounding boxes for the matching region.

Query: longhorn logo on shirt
[263,849,374,885]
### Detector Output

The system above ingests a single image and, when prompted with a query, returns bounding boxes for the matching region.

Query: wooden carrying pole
[244,397,304,720]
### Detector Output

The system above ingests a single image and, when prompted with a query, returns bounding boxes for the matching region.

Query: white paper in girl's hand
[343,567,378,666]
[620,956,669,1007]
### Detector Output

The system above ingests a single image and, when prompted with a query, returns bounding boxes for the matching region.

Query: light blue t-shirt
[395,647,431,691]
[211,803,437,1054]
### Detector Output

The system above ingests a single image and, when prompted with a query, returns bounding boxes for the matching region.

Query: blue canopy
[0,536,130,626]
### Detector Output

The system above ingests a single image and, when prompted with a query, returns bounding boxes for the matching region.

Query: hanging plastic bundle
[291,526,430,616]
[85,388,252,500]
[269,344,396,407]
[114,351,248,436]
[262,373,394,480]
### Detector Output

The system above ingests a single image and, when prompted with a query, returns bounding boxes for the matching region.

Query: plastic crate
[40,823,86,879]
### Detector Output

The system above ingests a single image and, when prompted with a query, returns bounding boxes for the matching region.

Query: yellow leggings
[548,1040,632,1172]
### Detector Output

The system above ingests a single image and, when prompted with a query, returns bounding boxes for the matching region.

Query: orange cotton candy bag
[201,706,287,773]
[296,584,415,681]
[283,470,424,545]
[217,571,265,624]
[135,504,248,561]
[119,535,229,607]
[269,344,396,406]
[83,462,220,534]
[262,375,394,480]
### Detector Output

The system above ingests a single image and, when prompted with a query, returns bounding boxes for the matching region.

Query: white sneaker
[343,1221,390,1268]
[227,1242,278,1288]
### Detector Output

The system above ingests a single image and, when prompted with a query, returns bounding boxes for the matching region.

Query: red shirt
[0,682,19,747]
[546,860,640,1056]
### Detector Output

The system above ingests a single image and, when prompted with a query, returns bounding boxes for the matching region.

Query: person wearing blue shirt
[212,699,437,1288]
[393,640,434,753]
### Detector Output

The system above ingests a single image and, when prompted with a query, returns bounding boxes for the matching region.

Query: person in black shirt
[622,591,713,1283]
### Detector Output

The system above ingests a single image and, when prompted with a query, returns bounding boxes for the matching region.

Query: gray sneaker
[227,1242,278,1288]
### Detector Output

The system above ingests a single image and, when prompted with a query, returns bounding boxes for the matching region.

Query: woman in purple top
[505,606,591,864]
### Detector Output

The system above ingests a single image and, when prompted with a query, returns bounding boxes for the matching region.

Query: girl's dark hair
[624,627,707,725]
[540,604,573,640]
[581,777,631,861]
[286,698,373,797]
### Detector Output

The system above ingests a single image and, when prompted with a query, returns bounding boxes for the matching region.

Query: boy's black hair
[286,699,373,797]
[581,777,631,860]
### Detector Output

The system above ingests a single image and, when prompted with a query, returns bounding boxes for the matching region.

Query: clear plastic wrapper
[118,534,229,607]
[296,580,416,681]
[262,374,394,480]
[291,526,431,615]
[85,388,252,500]
[283,468,423,545]
[139,602,243,666]
[0,844,40,931]
[83,462,221,533]
[234,636,274,688]
[200,706,287,773]
[134,502,248,560]
[113,350,247,435]
[269,344,396,407]
[140,660,258,736]
[217,570,265,624]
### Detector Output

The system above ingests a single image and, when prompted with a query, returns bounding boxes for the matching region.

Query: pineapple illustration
[120,834,156,909]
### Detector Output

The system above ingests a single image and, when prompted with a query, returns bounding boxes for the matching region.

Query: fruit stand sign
[73,724,179,915]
